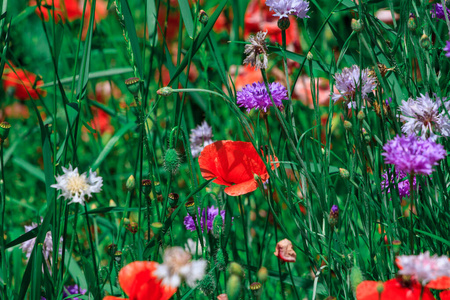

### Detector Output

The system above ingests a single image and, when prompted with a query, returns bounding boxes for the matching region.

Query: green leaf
[178,0,194,39]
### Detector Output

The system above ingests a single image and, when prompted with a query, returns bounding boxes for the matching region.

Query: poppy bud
[339,168,349,179]
[107,243,117,256]
[229,262,244,277]
[125,77,141,97]
[277,17,290,30]
[420,34,431,50]
[215,248,227,271]
[199,10,208,25]
[344,120,352,131]
[226,275,241,300]
[168,192,179,208]
[126,175,135,191]
[142,179,152,196]
[407,16,417,32]
[328,205,339,227]
[123,218,131,225]
[157,87,173,97]
[0,121,11,141]
[350,266,363,292]
[351,19,364,33]
[357,110,365,120]
[151,222,163,235]
[307,51,313,61]
[213,215,223,239]
[257,267,268,283]
[250,282,262,298]
[185,199,197,218]
[164,148,180,174]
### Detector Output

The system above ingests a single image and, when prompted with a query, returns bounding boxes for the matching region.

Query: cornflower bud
[328,205,339,227]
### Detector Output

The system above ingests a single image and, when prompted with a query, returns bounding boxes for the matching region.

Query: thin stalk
[238,196,253,285]
[84,204,100,297]
[0,142,7,298]
[409,173,415,254]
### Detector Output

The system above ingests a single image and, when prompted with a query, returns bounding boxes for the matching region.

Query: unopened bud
[229,262,244,277]
[420,34,431,50]
[126,175,135,191]
[307,51,313,61]
[344,120,352,131]
[124,77,141,96]
[351,19,364,33]
[106,243,117,256]
[164,148,180,174]
[151,222,163,235]
[277,17,290,30]
[328,205,339,227]
[213,215,223,238]
[350,266,363,292]
[339,168,349,179]
[227,275,241,300]
[157,87,173,97]
[257,267,268,283]
[407,16,417,32]
[376,281,384,294]
[199,10,209,25]
[393,240,401,255]
[357,110,365,120]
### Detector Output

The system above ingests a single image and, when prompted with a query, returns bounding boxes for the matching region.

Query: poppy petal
[440,290,450,300]
[199,140,233,185]
[356,281,380,300]
[382,278,435,300]
[103,297,127,300]
[427,276,450,290]
[224,179,259,196]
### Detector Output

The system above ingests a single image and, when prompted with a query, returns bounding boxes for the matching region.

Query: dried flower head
[265,0,310,19]
[399,93,450,140]
[190,121,214,158]
[382,135,447,175]
[51,164,103,205]
[237,81,288,112]
[154,247,207,288]
[397,252,450,285]
[243,31,269,70]
[332,65,377,109]
[274,238,296,262]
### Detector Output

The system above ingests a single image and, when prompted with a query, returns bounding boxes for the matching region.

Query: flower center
[66,174,89,197]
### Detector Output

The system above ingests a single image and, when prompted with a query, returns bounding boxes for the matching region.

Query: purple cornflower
[328,205,339,227]
[444,40,450,57]
[382,135,447,175]
[41,284,86,300]
[237,81,288,112]
[332,65,377,109]
[399,93,450,140]
[381,170,417,199]
[184,206,227,232]
[189,121,214,158]
[431,4,450,20]
[265,0,310,19]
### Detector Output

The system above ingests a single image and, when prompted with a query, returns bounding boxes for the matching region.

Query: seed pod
[151,222,163,235]
[142,179,152,196]
[212,215,223,239]
[199,10,208,25]
[185,199,197,218]
[168,193,179,208]
[164,148,180,174]
[107,244,117,256]
[250,282,262,298]
[215,248,228,271]
[0,121,11,141]
[125,77,141,97]
[200,274,216,296]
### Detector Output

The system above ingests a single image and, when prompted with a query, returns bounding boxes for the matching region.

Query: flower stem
[238,196,253,285]
[409,173,415,254]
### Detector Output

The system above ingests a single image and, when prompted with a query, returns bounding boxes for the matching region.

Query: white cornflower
[265,0,310,19]
[397,251,450,285]
[153,247,207,288]
[243,31,269,70]
[399,93,450,140]
[19,220,63,269]
[189,121,214,158]
[332,65,377,109]
[51,164,103,205]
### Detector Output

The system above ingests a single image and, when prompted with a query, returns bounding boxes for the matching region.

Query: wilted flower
[332,65,377,109]
[432,4,450,20]
[237,82,288,112]
[382,135,447,175]
[445,40,450,57]
[274,238,296,262]
[381,170,417,199]
[243,31,269,70]
[397,252,450,286]
[199,141,278,196]
[265,0,310,19]
[51,164,103,205]
[183,206,227,232]
[190,121,214,158]
[399,93,450,140]
[20,221,63,268]
[154,247,207,288]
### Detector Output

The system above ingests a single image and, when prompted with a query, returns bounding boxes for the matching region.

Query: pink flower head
[396,252,450,286]
[274,238,296,262]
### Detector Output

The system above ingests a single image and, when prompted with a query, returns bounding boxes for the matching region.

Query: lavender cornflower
[265,0,310,19]
[431,4,450,20]
[381,170,417,199]
[399,93,450,140]
[382,135,447,175]
[332,65,377,109]
[397,252,450,286]
[243,31,269,70]
[237,82,288,112]
[328,205,339,227]
[41,285,86,300]
[444,40,450,57]
[184,206,227,232]
[190,121,214,158]
[20,221,63,269]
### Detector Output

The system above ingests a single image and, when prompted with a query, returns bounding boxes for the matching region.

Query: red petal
[427,277,450,290]
[199,141,233,186]
[224,179,259,196]
[439,290,450,300]
[356,281,380,300]
[103,297,127,300]
[118,261,176,300]
[382,278,435,300]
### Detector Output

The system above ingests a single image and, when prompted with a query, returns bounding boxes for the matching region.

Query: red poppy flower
[357,278,436,300]
[2,63,44,100]
[30,0,107,23]
[198,141,277,196]
[440,290,450,300]
[103,261,176,300]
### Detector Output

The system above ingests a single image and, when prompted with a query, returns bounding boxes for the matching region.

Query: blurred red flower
[30,0,108,23]
[357,278,436,300]
[103,261,176,300]
[199,140,277,196]
[2,63,45,100]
